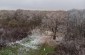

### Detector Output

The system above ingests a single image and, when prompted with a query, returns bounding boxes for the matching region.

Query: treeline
[53,9,85,55]
[0,9,42,43]
[0,9,85,55]
[0,9,68,42]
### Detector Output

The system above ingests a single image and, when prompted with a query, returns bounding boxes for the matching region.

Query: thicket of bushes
[0,10,42,46]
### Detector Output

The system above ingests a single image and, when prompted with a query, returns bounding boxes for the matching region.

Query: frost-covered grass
[0,44,54,55]
[28,44,55,55]
[0,30,56,55]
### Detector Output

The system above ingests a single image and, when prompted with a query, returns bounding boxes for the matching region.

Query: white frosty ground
[8,29,64,51]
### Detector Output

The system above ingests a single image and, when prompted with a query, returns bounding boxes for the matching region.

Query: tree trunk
[52,24,58,40]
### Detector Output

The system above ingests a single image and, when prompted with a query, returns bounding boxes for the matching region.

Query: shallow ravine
[0,30,55,55]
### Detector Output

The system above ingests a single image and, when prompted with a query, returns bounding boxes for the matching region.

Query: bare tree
[42,11,67,40]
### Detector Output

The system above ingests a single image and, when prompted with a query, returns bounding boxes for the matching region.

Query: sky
[0,0,85,10]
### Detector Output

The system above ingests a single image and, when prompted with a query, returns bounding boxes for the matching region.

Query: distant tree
[42,11,67,40]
